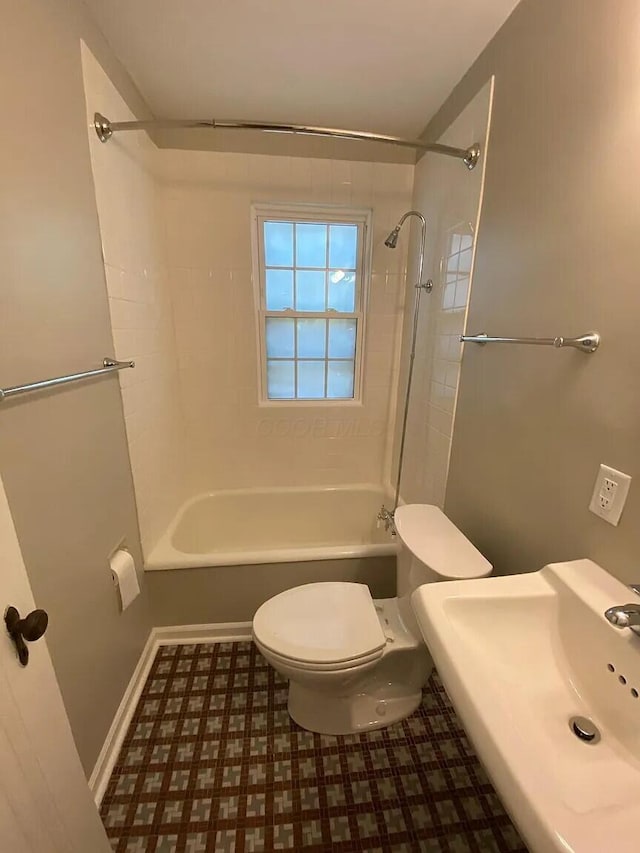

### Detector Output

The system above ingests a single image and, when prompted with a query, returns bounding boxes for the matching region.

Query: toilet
[252,504,492,734]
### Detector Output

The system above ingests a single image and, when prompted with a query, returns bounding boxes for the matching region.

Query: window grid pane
[295,270,326,312]
[265,269,294,311]
[295,223,327,268]
[261,215,363,400]
[327,360,355,398]
[265,318,295,358]
[267,360,295,398]
[264,221,293,267]
[297,319,326,358]
[328,319,357,359]
[329,224,358,269]
[328,270,356,312]
[297,360,326,398]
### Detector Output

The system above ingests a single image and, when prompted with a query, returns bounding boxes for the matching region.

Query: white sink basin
[411,559,640,853]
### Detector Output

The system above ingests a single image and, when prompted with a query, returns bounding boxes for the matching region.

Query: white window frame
[251,202,372,406]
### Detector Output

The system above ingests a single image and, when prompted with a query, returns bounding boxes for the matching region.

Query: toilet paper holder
[4,605,49,666]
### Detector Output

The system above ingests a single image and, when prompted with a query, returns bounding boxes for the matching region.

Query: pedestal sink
[411,559,640,853]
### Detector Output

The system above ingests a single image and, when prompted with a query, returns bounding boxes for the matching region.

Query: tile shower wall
[392,82,493,506]
[157,152,413,494]
[81,46,187,553]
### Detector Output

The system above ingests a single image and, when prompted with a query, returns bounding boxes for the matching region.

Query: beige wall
[81,45,188,555]
[392,82,493,506]
[157,151,413,499]
[148,557,396,625]
[0,0,152,773]
[424,0,640,582]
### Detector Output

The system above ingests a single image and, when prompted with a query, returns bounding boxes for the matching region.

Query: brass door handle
[5,606,48,666]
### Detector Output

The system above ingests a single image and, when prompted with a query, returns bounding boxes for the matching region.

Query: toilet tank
[394,505,492,633]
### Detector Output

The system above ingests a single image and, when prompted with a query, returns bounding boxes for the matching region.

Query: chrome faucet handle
[630,585,640,597]
[605,606,639,626]
[604,603,640,636]
[376,505,396,536]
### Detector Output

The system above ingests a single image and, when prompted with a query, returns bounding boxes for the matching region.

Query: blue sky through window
[259,213,364,401]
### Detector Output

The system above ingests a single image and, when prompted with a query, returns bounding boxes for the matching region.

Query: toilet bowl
[252,504,492,735]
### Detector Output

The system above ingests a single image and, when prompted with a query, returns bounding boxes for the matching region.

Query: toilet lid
[253,582,386,665]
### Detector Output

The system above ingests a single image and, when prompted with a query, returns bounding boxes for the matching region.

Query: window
[252,204,371,403]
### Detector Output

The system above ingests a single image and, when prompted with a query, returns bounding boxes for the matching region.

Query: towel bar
[460,332,600,353]
[0,358,135,401]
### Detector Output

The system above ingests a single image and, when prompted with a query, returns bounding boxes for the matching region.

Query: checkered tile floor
[101,641,527,852]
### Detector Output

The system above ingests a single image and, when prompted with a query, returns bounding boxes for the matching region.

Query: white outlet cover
[589,464,632,526]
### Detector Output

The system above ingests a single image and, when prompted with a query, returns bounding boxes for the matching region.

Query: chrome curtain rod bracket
[94,113,113,143]
[0,358,135,402]
[93,113,481,170]
[462,143,481,171]
[460,332,601,354]
[103,358,135,368]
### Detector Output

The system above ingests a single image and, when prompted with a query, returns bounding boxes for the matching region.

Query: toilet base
[287,681,424,735]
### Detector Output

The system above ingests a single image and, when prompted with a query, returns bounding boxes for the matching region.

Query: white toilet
[252,504,492,735]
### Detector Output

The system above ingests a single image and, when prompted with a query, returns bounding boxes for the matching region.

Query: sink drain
[569,715,600,744]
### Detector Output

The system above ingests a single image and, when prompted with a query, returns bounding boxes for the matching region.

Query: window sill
[257,398,364,409]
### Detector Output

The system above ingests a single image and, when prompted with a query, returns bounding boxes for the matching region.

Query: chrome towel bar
[0,358,135,402]
[460,332,600,354]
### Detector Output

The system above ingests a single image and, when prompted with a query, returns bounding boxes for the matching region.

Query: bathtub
[145,485,397,571]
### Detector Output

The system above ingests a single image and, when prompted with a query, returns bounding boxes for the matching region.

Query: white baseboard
[89,621,252,805]
[153,621,252,645]
[88,631,157,806]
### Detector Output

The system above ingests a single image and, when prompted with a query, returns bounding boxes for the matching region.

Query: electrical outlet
[589,464,632,526]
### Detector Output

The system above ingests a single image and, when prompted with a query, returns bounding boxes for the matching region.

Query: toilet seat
[253,581,386,667]
[253,639,384,673]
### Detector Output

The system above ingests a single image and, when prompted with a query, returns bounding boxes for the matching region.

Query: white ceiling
[85,0,519,139]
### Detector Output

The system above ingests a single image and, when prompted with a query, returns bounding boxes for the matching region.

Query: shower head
[384,226,400,249]
[384,211,427,250]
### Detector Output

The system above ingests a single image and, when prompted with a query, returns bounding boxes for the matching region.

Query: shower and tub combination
[93,109,481,583]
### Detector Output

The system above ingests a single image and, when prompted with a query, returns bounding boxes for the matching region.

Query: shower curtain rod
[93,113,481,170]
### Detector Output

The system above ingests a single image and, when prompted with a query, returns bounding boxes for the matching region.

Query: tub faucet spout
[377,505,396,535]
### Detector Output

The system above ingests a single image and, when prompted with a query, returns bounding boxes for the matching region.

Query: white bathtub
[145,485,397,571]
